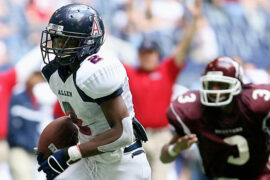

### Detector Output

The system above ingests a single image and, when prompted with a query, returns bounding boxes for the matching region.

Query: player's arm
[160,133,197,163]
[160,95,198,163]
[173,0,202,67]
[78,94,132,157]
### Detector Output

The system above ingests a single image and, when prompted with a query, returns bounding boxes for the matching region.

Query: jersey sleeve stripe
[95,88,123,104]
[170,104,191,135]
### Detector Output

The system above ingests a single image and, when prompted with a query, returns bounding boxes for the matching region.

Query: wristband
[68,145,82,162]
[168,144,178,157]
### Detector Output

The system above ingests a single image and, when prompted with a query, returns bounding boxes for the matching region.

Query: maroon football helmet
[200,56,243,106]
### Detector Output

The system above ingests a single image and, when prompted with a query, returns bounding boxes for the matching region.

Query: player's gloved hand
[37,146,82,180]
[37,149,70,180]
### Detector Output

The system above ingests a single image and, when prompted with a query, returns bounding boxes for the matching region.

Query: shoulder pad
[167,91,201,135]
[76,53,126,99]
[241,84,270,114]
[171,91,202,119]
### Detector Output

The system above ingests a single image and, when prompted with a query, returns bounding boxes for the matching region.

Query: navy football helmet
[40,3,105,66]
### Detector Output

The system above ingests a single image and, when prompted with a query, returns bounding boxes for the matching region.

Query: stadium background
[1,0,270,180]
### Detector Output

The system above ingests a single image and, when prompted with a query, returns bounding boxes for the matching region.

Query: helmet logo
[91,16,102,37]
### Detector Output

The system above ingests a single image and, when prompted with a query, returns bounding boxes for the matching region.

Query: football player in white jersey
[37,3,151,180]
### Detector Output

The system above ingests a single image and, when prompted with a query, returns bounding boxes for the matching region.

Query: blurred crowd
[1,0,270,82]
[1,0,270,180]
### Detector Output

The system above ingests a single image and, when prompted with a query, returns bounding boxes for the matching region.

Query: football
[37,116,78,161]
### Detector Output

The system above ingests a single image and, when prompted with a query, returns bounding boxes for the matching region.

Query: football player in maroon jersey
[160,56,270,180]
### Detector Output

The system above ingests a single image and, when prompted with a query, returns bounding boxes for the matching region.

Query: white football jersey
[41,50,135,147]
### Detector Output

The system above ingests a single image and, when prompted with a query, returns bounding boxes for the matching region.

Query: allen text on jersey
[58,89,72,97]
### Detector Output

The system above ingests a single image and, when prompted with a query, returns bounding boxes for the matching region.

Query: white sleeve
[14,46,42,84]
[76,59,126,100]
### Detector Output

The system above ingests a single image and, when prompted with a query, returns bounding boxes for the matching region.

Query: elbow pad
[97,116,134,152]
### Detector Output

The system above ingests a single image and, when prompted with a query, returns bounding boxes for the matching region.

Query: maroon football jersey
[167,84,270,179]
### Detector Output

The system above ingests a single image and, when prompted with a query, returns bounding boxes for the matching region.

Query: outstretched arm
[173,0,203,67]
[160,133,198,163]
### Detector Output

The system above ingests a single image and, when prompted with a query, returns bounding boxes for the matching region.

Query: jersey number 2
[62,102,92,135]
[88,55,103,64]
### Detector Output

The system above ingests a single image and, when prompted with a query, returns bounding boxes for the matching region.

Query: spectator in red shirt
[0,46,41,171]
[0,68,17,174]
[123,1,202,179]
[0,69,16,140]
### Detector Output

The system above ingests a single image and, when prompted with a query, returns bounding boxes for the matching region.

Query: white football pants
[56,147,151,180]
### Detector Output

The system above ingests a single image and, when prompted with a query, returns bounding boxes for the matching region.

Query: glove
[132,117,148,142]
[37,149,70,180]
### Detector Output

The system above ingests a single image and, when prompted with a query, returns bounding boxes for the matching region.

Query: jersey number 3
[224,135,249,165]
[62,102,92,136]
